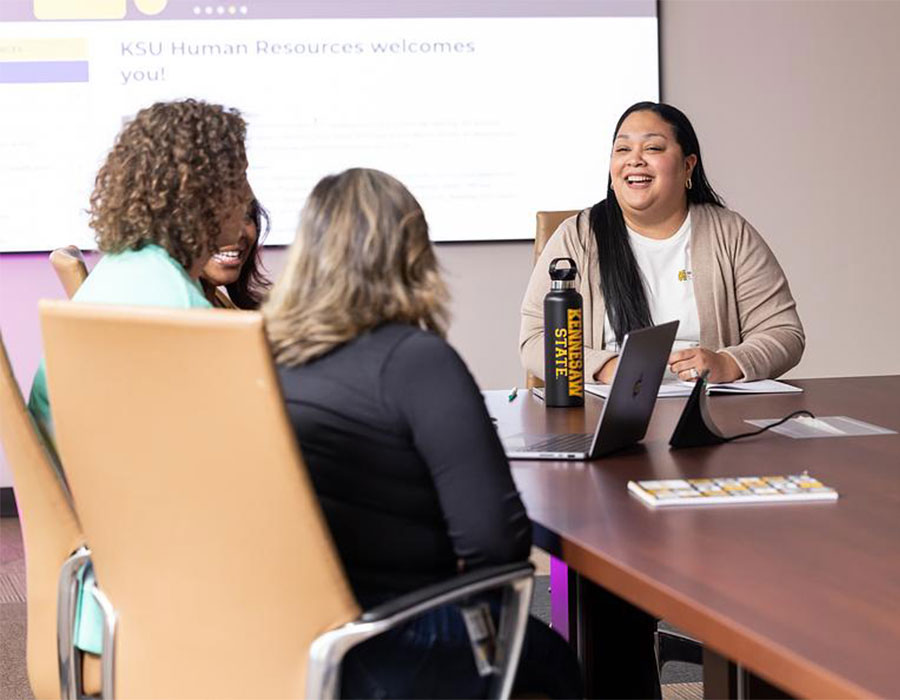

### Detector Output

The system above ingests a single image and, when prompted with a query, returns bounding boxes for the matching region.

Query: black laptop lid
[589,321,679,458]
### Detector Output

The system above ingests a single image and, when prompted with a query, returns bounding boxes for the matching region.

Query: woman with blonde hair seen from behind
[265,168,581,699]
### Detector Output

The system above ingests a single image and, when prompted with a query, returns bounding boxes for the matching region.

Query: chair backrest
[49,247,89,299]
[39,301,360,699]
[527,210,581,389]
[0,334,85,700]
[534,210,580,265]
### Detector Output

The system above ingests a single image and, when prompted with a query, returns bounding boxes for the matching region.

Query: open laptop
[503,320,678,460]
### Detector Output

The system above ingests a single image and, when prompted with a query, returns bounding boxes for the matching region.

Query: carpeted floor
[528,572,702,696]
[1,517,33,700]
[0,517,699,699]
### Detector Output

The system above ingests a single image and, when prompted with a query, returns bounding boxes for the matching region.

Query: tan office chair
[40,302,533,699]
[533,210,580,267]
[0,334,99,699]
[49,247,89,299]
[526,210,581,389]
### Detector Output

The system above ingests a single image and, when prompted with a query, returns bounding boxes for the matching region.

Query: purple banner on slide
[1,0,655,22]
[0,60,89,83]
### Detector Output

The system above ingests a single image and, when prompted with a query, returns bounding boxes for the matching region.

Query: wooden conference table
[485,376,900,699]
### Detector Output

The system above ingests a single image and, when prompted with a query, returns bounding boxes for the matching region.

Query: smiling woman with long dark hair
[520,101,804,386]
[519,100,806,698]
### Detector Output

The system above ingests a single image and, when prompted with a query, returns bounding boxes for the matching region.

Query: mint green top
[28,244,211,434]
[27,244,211,655]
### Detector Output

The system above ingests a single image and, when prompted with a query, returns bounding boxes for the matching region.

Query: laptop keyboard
[525,433,593,453]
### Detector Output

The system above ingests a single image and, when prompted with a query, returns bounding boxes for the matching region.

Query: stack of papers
[586,378,802,399]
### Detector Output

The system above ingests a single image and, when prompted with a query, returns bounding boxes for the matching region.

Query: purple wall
[0,248,291,486]
[0,253,96,485]
[0,247,287,391]
[0,253,87,391]
[550,556,570,639]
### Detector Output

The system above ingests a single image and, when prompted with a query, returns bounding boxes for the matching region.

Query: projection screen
[0,0,658,250]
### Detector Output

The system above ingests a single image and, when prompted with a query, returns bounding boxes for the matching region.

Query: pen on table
[507,386,518,402]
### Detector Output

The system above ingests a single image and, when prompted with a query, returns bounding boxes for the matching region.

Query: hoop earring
[686,177,693,190]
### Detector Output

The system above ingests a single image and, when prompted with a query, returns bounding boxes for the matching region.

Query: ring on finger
[689,367,699,379]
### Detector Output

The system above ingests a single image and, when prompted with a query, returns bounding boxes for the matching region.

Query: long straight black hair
[590,102,724,345]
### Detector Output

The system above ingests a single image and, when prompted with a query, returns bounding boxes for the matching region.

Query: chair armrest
[307,562,535,700]
[360,562,534,623]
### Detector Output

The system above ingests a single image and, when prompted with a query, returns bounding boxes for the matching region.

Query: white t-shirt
[603,212,700,353]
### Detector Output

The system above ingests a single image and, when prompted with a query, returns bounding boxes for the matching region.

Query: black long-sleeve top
[278,323,532,607]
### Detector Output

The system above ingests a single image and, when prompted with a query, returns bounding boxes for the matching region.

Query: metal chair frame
[56,547,92,700]
[82,563,534,700]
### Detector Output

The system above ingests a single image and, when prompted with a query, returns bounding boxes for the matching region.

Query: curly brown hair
[89,99,249,272]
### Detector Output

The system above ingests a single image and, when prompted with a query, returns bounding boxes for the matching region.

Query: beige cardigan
[519,204,805,382]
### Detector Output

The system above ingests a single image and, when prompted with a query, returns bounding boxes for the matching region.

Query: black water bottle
[544,257,584,407]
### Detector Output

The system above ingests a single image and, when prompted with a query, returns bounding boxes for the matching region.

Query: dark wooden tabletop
[486,376,900,699]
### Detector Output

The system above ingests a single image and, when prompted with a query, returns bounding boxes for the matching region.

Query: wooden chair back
[0,334,85,699]
[526,210,581,389]
[49,247,88,299]
[40,301,359,699]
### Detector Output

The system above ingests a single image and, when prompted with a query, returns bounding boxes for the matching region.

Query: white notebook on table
[586,378,802,399]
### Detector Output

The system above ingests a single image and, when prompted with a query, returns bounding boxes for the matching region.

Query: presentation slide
[0,0,658,251]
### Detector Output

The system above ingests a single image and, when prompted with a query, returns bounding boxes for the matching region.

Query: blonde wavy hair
[90,99,248,272]
[264,168,449,366]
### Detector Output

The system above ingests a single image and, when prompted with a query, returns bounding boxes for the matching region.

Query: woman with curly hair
[264,168,582,698]
[200,197,272,309]
[29,98,252,435]
[26,98,252,664]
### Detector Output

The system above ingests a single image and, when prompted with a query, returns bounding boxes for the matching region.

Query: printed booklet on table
[628,474,838,507]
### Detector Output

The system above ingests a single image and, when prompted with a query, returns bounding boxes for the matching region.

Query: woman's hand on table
[594,357,619,384]
[668,347,742,384]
